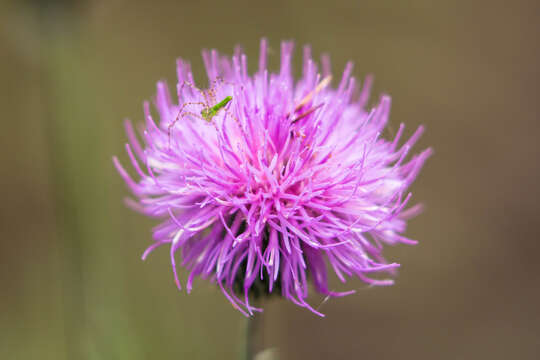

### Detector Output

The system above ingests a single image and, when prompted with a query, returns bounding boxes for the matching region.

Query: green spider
[200,95,232,121]
[167,78,233,147]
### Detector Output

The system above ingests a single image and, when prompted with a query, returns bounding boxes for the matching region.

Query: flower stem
[246,311,264,360]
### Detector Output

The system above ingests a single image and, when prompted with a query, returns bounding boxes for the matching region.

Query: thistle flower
[114,39,432,316]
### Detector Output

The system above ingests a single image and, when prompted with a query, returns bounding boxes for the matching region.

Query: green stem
[246,311,264,360]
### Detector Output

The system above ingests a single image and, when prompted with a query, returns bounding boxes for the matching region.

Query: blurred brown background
[1,0,539,359]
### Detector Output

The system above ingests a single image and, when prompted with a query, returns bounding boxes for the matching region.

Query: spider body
[200,95,232,121]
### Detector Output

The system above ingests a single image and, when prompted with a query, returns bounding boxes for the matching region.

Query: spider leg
[222,107,247,141]
[167,102,206,148]
[182,81,211,108]
[167,110,207,149]
[168,101,206,132]
[215,76,236,88]
[179,111,206,121]
[208,77,236,106]
[206,87,217,107]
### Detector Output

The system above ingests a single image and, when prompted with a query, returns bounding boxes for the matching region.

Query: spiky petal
[114,39,432,316]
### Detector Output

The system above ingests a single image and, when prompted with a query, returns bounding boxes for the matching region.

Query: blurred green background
[1,0,539,359]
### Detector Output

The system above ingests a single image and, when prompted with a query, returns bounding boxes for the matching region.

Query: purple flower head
[114,39,432,316]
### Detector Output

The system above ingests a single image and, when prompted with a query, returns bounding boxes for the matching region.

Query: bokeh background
[2,0,539,359]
